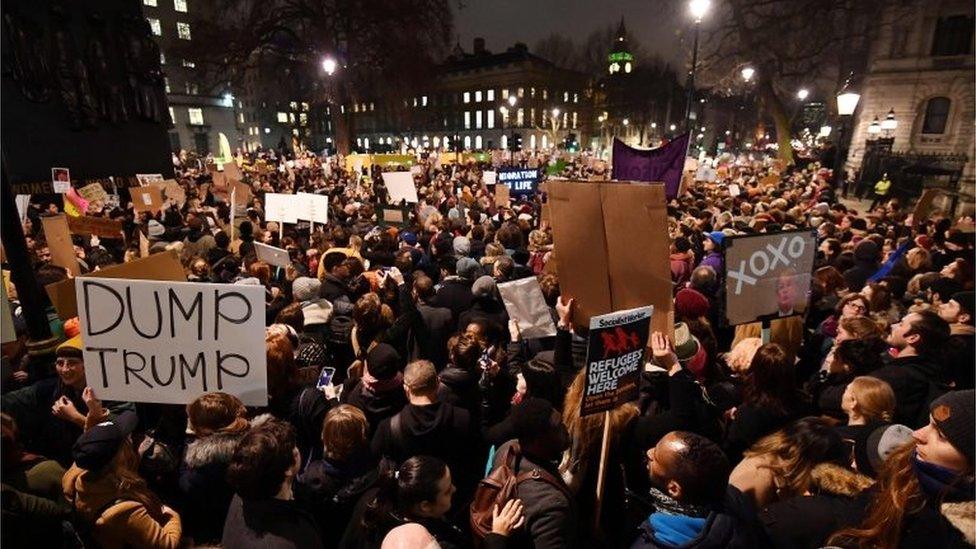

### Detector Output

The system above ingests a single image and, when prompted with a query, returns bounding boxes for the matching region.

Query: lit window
[176,22,191,40]
[530,108,536,125]
[501,134,508,149]
[487,110,495,129]
[463,92,471,103]
[463,111,471,129]
[147,18,161,36]
[502,89,509,99]
[516,108,524,126]
[475,135,482,149]
[164,77,170,93]
[288,113,295,124]
[530,134,536,149]
[144,0,157,6]
[530,87,536,98]
[542,89,548,100]
[160,52,166,64]
[289,101,298,110]
[563,91,569,102]
[474,110,481,128]
[413,97,418,107]
[542,135,548,149]
[487,89,494,101]
[475,90,482,102]
[174,0,187,12]
[574,93,579,103]
[300,113,308,126]
[238,113,244,124]
[168,107,175,123]
[422,96,428,106]
[292,128,299,136]
[187,108,204,125]
[277,112,288,123]
[572,112,578,129]
[518,87,524,98]
[182,59,195,68]
[370,102,375,111]
[464,135,471,149]
[353,103,359,113]
[302,102,310,111]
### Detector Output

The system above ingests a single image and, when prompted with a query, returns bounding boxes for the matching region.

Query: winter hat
[853,240,879,262]
[929,390,976,464]
[472,275,496,298]
[853,423,914,478]
[453,236,471,257]
[56,334,84,358]
[366,343,402,381]
[72,411,139,472]
[673,323,701,363]
[292,276,321,302]
[456,257,483,280]
[147,220,165,238]
[952,291,976,318]
[675,288,710,320]
[706,231,725,247]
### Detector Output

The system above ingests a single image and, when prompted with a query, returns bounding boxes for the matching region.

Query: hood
[62,464,124,522]
[399,402,457,438]
[809,462,874,497]
[670,252,692,262]
[183,431,246,469]
[942,500,976,545]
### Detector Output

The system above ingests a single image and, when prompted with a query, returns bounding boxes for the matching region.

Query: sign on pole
[264,193,299,224]
[722,230,816,326]
[581,306,652,417]
[382,172,419,203]
[76,278,268,406]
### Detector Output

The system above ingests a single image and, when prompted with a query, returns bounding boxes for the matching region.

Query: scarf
[648,486,712,519]
[912,451,976,503]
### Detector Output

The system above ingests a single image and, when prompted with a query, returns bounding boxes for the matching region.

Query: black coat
[178,431,247,544]
[432,277,475,325]
[221,494,324,549]
[859,354,943,428]
[723,404,796,464]
[842,261,878,293]
[341,378,407,433]
[414,303,454,369]
[630,486,766,549]
[298,454,378,548]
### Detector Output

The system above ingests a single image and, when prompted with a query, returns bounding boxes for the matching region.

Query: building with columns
[846,0,974,193]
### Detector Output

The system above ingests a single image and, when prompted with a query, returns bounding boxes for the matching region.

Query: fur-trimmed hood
[941,500,976,545]
[809,462,874,497]
[183,414,273,468]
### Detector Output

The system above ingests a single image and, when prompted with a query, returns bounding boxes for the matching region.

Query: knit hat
[675,288,710,320]
[72,411,138,472]
[853,240,879,262]
[401,231,417,246]
[472,275,496,298]
[453,236,471,257]
[292,276,321,302]
[951,291,976,318]
[56,334,84,358]
[456,257,483,280]
[366,343,402,381]
[929,390,975,464]
[706,231,725,247]
[853,423,914,478]
[673,323,700,363]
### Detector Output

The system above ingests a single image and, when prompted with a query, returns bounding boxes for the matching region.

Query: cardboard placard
[494,183,510,207]
[78,182,109,203]
[497,277,558,340]
[723,230,816,326]
[264,193,299,224]
[160,179,186,207]
[66,216,124,239]
[547,181,672,335]
[135,173,164,186]
[221,160,243,181]
[254,242,291,268]
[382,172,419,204]
[912,189,941,226]
[46,250,186,320]
[40,215,80,276]
[130,186,164,213]
[232,181,252,208]
[76,278,268,406]
[759,174,781,188]
[297,192,330,224]
[581,306,652,416]
[139,231,150,258]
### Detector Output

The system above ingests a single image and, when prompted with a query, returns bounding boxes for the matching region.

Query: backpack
[469,442,571,542]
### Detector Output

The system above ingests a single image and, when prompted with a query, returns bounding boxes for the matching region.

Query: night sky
[453,0,687,68]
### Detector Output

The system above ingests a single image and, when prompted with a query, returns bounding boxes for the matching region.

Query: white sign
[497,277,557,339]
[483,171,497,187]
[297,192,330,224]
[52,167,71,194]
[264,193,299,224]
[75,278,268,406]
[15,195,30,223]
[729,184,741,197]
[382,172,419,204]
[254,242,291,268]
[135,173,164,186]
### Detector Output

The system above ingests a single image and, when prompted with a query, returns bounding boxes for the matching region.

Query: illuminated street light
[689,0,710,23]
[507,96,517,107]
[797,88,809,101]
[741,67,755,82]
[321,57,337,76]
[622,118,629,126]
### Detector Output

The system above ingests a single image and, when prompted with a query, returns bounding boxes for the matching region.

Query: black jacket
[341,378,407,434]
[723,404,796,464]
[842,260,878,293]
[630,486,766,549]
[222,494,324,549]
[432,277,475,326]
[298,454,378,548]
[178,431,247,544]
[413,302,454,369]
[830,354,944,428]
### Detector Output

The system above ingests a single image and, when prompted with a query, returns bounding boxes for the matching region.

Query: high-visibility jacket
[874,177,891,196]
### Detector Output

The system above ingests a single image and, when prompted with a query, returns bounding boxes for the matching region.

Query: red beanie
[675,288,710,320]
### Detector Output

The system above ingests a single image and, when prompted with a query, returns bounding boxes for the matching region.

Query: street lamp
[880,108,897,134]
[622,118,629,126]
[741,67,755,82]
[867,116,881,137]
[833,74,861,188]
[508,95,517,107]
[321,56,337,76]
[684,0,710,132]
[797,88,809,101]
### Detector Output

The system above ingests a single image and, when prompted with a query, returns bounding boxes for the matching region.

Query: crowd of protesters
[2,145,974,548]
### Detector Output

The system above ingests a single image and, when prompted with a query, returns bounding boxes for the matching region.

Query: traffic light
[564,133,578,151]
[510,132,522,152]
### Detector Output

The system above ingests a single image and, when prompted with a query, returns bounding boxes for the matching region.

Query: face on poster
[723,230,816,326]
[52,167,71,193]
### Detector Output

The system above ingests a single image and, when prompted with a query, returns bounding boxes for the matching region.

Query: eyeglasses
[845,302,867,312]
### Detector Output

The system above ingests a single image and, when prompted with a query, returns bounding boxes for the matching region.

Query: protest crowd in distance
[3,144,975,549]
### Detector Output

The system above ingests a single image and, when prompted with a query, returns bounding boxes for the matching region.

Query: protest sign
[254,242,291,268]
[76,278,268,406]
[78,182,109,203]
[135,173,164,186]
[912,188,941,226]
[47,250,186,320]
[581,306,652,416]
[382,172,419,204]
[264,193,299,224]
[40,215,80,276]
[723,230,816,326]
[547,181,672,335]
[497,277,558,340]
[231,181,252,207]
[759,174,781,188]
[15,195,30,224]
[66,216,124,239]
[377,204,410,227]
[52,167,71,194]
[1,282,14,344]
[221,160,243,181]
[494,183,510,207]
[483,170,497,187]
[159,179,186,207]
[139,231,150,258]
[297,192,330,225]
[611,135,690,199]
[728,184,742,197]
[10,181,54,195]
[130,186,163,213]
[498,168,539,196]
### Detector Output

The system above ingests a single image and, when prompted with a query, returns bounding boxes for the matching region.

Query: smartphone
[479,346,496,370]
[316,367,336,389]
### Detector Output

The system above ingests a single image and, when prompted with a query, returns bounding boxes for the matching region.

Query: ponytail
[362,456,448,539]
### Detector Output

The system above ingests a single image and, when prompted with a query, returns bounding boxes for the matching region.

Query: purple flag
[612,134,690,199]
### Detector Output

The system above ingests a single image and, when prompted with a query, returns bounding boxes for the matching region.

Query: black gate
[857,144,967,200]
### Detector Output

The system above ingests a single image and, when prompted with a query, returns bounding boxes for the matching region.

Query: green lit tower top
[608,18,634,75]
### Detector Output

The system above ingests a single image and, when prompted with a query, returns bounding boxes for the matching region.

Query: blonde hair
[847,376,896,423]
